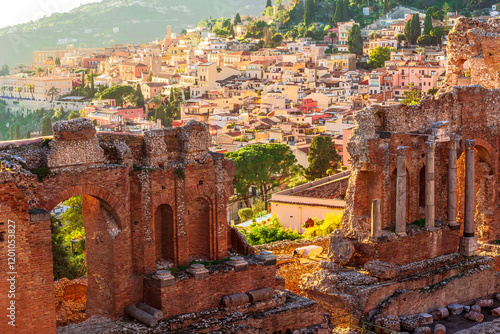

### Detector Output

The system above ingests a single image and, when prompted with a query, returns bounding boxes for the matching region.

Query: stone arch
[38,184,127,319]
[154,204,176,264]
[40,184,127,227]
[187,196,212,261]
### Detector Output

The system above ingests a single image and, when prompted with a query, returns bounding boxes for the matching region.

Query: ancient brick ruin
[0,119,329,333]
[296,18,500,331]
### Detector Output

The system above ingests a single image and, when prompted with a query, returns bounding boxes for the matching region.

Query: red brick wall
[144,264,278,318]
[187,197,211,261]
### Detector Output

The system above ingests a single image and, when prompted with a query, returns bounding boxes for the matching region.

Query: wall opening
[188,197,211,261]
[419,166,426,209]
[154,204,175,265]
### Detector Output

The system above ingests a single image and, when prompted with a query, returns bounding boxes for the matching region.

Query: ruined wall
[344,85,500,241]
[0,118,235,334]
[446,17,500,89]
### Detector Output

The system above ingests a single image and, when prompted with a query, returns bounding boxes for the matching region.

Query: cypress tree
[348,24,363,56]
[234,13,242,25]
[383,0,391,15]
[26,131,31,139]
[304,136,341,181]
[304,0,315,26]
[266,0,272,8]
[41,117,53,136]
[333,0,343,24]
[404,19,412,45]
[342,0,349,22]
[423,8,433,35]
[9,126,13,140]
[410,13,421,44]
[15,125,21,140]
[136,84,145,109]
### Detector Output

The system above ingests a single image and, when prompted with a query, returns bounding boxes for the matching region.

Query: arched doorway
[154,204,175,264]
[187,197,211,261]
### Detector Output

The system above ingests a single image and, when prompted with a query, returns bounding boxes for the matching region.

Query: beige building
[270,172,349,232]
[0,75,73,102]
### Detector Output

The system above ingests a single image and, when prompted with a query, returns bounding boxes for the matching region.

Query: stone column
[396,146,408,236]
[448,134,460,230]
[460,139,477,257]
[425,140,436,230]
[371,199,382,239]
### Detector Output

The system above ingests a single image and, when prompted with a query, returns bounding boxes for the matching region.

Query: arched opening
[50,194,119,327]
[154,204,175,266]
[188,197,211,261]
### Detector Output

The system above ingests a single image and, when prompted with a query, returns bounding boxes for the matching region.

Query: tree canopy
[41,117,53,136]
[96,85,135,106]
[347,24,363,56]
[304,0,315,26]
[225,143,298,207]
[304,136,341,181]
[369,46,395,69]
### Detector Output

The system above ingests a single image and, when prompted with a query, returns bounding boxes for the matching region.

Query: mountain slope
[0,0,264,67]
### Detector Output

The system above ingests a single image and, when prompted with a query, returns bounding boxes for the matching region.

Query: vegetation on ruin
[304,212,343,238]
[238,214,303,246]
[51,196,86,280]
[31,165,52,182]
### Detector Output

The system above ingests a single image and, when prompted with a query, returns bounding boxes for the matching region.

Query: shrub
[305,212,343,238]
[238,208,254,221]
[239,215,303,246]
[251,199,266,216]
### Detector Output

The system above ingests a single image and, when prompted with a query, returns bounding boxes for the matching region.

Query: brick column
[448,134,460,230]
[425,140,436,230]
[396,146,408,236]
[460,139,478,256]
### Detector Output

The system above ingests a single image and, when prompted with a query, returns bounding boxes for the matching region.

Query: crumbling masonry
[0,119,329,333]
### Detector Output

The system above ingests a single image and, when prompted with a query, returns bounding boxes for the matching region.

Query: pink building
[391,61,445,97]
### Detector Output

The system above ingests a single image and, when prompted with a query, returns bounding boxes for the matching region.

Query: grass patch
[413,219,425,228]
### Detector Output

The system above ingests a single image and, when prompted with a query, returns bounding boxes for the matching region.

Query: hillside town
[2,1,500,333]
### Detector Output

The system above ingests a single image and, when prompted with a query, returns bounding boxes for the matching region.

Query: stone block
[432,307,449,320]
[153,270,176,287]
[459,236,478,257]
[434,324,446,334]
[222,293,250,307]
[465,311,484,322]
[415,327,432,334]
[374,315,400,334]
[364,261,398,280]
[492,307,500,316]
[226,256,249,272]
[475,299,494,308]
[257,251,277,266]
[471,305,481,313]
[420,313,433,325]
[400,314,423,331]
[447,303,464,315]
[327,229,354,265]
[294,245,323,258]
[186,264,209,280]
[464,306,471,312]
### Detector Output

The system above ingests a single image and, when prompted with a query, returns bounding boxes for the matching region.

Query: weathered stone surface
[374,315,400,334]
[420,313,433,325]
[475,299,494,308]
[399,314,423,331]
[447,303,464,315]
[364,261,398,280]
[415,326,432,334]
[294,245,324,258]
[432,307,449,320]
[492,307,500,317]
[434,323,446,334]
[327,229,355,265]
[465,311,484,322]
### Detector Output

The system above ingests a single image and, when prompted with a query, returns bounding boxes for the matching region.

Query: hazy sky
[0,0,101,29]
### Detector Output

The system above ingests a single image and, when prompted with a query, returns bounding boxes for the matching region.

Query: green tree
[443,2,451,26]
[15,125,21,140]
[26,131,31,139]
[272,33,284,46]
[234,13,242,25]
[369,46,395,69]
[304,136,341,181]
[41,117,53,136]
[417,34,433,46]
[410,13,421,44]
[304,0,315,26]
[342,0,349,22]
[55,57,61,66]
[423,8,433,35]
[430,27,445,45]
[402,83,423,105]
[333,0,343,24]
[53,108,63,121]
[9,126,13,140]
[225,144,298,208]
[383,0,392,15]
[68,110,80,120]
[238,208,254,221]
[47,86,60,102]
[404,19,412,45]
[347,24,363,56]
[0,64,10,76]
[97,85,135,106]
[147,70,153,83]
[266,0,272,7]
[395,33,406,47]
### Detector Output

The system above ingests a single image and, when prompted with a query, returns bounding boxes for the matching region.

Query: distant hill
[0,0,264,67]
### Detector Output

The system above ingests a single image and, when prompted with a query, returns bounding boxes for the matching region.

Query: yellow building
[0,75,73,102]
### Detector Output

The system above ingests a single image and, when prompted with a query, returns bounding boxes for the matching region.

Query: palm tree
[0,86,5,97]
[15,87,22,99]
[26,84,35,100]
[47,86,60,102]
[8,86,13,98]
